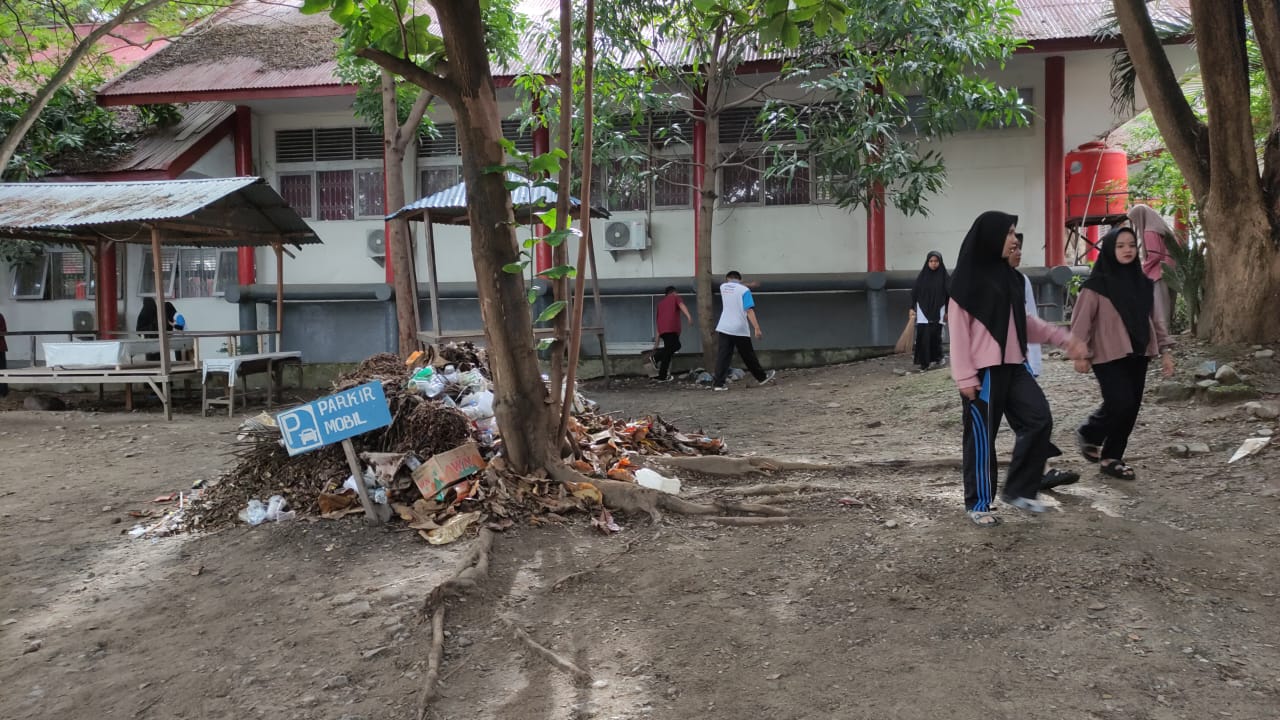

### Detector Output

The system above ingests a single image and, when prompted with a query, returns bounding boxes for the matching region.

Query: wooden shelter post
[424,212,442,337]
[150,225,172,420]
[273,242,285,353]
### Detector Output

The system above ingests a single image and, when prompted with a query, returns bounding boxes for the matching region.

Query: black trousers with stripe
[1078,354,1150,462]
[961,363,1055,512]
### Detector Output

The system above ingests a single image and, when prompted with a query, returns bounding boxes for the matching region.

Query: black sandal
[1075,430,1102,463]
[1099,461,1136,480]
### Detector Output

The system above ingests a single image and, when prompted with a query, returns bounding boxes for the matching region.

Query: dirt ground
[2,343,1279,720]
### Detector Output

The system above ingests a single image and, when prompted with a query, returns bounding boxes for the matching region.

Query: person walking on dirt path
[910,250,950,372]
[1128,204,1180,333]
[652,286,693,382]
[948,211,1086,526]
[712,271,776,392]
[1070,226,1176,482]
[1009,233,1079,491]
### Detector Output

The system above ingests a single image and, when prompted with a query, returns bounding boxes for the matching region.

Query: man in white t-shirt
[712,271,776,391]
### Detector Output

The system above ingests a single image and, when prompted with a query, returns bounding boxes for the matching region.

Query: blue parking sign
[276,381,393,456]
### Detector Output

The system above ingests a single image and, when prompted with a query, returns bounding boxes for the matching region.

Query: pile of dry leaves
[190,347,726,536]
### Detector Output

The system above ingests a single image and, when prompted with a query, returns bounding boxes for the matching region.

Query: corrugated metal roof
[0,177,322,247]
[1014,0,1189,41]
[390,173,608,222]
[91,102,235,175]
[99,0,1184,101]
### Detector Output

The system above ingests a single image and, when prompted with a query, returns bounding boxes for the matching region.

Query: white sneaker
[1003,496,1047,514]
[712,386,728,392]
[758,370,777,386]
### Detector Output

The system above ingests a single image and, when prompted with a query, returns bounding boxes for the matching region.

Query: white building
[0,0,1196,366]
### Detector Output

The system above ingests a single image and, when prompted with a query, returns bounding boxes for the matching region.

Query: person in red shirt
[653,286,692,381]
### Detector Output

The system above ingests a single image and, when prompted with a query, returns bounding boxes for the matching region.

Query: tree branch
[0,0,167,175]
[1112,0,1210,203]
[1247,0,1280,217]
[720,75,788,113]
[396,88,435,153]
[356,47,459,106]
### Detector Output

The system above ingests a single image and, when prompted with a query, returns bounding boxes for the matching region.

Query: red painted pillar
[692,90,707,275]
[532,97,552,273]
[97,242,118,339]
[866,185,886,272]
[1044,56,1066,267]
[1085,225,1100,262]
[234,106,257,284]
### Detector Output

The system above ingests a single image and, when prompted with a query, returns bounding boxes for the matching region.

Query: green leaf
[329,0,356,25]
[300,0,331,15]
[543,228,580,247]
[537,338,555,350]
[691,0,717,11]
[536,209,560,230]
[537,264,578,280]
[502,262,527,274]
[537,301,568,322]
[781,18,801,48]
[765,0,789,15]
[523,236,539,248]
[527,287,538,304]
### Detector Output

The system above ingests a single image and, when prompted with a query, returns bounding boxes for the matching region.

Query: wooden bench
[0,363,201,421]
[201,351,303,417]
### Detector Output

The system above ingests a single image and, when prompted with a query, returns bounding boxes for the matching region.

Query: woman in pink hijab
[1127,204,1178,332]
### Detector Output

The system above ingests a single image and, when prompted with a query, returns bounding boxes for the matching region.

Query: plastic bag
[265,495,295,522]
[459,389,495,420]
[239,499,268,526]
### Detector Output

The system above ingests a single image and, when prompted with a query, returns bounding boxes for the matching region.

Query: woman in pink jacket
[949,211,1085,526]
[1071,227,1175,480]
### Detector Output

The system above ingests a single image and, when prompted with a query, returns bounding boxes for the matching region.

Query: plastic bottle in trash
[442,364,460,383]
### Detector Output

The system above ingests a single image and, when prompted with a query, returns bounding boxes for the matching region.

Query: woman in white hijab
[1127,204,1178,332]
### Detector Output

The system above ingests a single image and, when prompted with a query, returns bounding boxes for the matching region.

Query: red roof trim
[99,84,358,107]
[1017,34,1193,54]
[166,115,236,178]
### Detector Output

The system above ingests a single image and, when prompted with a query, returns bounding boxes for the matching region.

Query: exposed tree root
[650,455,979,477]
[719,483,843,497]
[703,515,819,526]
[417,529,495,720]
[551,540,638,591]
[502,617,593,683]
[549,464,797,522]
[713,499,792,516]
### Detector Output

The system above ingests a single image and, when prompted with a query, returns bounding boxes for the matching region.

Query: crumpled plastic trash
[240,496,295,525]
[695,371,714,385]
[239,499,269,526]
[634,467,681,495]
[727,367,746,382]
[459,389,496,420]
[265,495,296,522]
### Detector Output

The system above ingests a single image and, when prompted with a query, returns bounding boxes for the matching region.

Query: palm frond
[1097,2,1196,118]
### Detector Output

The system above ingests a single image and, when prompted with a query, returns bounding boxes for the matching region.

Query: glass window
[721,154,761,205]
[139,249,178,297]
[356,169,385,217]
[10,255,48,300]
[215,250,239,296]
[652,156,692,208]
[421,166,460,198]
[279,174,313,218]
[49,250,90,300]
[765,161,811,206]
[177,248,218,299]
[316,170,355,221]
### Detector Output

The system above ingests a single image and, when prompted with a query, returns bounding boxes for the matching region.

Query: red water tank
[1066,142,1128,218]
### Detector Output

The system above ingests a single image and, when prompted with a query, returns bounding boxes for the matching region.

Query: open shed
[0,177,320,419]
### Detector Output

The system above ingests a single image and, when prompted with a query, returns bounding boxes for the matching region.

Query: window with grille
[274,128,386,220]
[714,106,815,207]
[420,166,461,198]
[140,248,237,298]
[653,156,693,208]
[9,250,123,300]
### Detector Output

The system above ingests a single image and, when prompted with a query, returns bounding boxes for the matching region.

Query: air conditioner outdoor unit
[603,219,649,252]
[72,310,96,334]
[366,229,386,258]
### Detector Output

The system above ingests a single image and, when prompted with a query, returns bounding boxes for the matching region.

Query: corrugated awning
[389,172,610,224]
[0,176,322,248]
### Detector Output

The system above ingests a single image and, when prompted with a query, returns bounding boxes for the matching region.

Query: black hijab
[911,250,950,320]
[949,211,1026,357]
[137,297,159,333]
[1081,227,1153,352]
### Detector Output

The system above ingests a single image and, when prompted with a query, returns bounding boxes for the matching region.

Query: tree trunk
[1199,205,1280,342]
[695,74,723,372]
[382,72,419,356]
[431,0,557,473]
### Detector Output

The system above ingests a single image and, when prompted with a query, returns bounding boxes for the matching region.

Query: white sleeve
[1022,273,1037,319]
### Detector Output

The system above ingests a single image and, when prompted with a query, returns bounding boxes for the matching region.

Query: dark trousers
[913,322,944,369]
[1079,354,1150,462]
[961,364,1055,511]
[0,351,6,397]
[713,332,767,387]
[654,332,681,378]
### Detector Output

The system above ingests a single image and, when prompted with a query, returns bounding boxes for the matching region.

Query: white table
[43,338,195,369]
[201,351,303,416]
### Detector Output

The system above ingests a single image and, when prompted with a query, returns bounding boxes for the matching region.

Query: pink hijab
[1127,204,1176,280]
